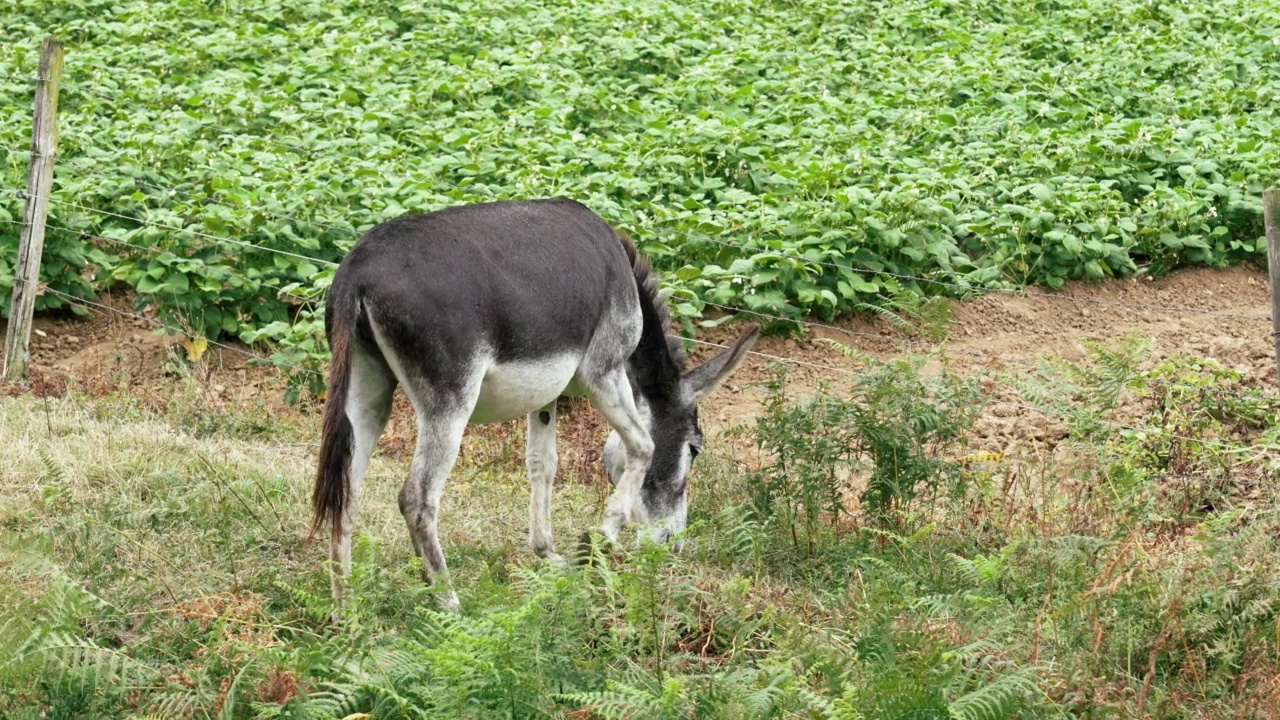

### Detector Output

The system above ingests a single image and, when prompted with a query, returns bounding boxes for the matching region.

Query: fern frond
[947,671,1039,720]
[36,449,66,484]
[560,677,684,719]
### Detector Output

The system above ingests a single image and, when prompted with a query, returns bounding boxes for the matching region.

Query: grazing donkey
[311,198,759,612]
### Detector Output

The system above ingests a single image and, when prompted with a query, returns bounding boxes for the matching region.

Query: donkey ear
[683,324,760,401]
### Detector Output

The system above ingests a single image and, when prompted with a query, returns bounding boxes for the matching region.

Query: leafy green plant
[1007,331,1155,442]
[7,363,1280,717]
[748,346,984,550]
[1120,353,1280,475]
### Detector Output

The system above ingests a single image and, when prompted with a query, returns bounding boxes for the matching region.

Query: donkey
[311,197,759,612]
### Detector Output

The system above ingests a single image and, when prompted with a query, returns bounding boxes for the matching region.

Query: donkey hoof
[436,590,461,614]
[599,512,626,542]
[573,529,615,567]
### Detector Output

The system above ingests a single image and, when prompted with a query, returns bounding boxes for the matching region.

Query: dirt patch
[2,264,1274,467]
[685,264,1275,458]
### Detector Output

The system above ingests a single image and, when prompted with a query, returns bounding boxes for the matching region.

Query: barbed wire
[36,221,289,298]
[0,188,339,268]
[697,299,987,357]
[29,287,1280,461]
[0,218,329,363]
[41,287,326,380]
[54,82,323,156]
[52,101,484,197]
[695,298,1279,403]
[6,72,1276,403]
[13,172,1267,327]
[689,234,1273,323]
[0,71,43,85]
[681,336,1279,459]
[16,231,1275,455]
[3,190,1272,403]
[13,209,1267,405]
[19,146,1268,325]
[60,162,364,239]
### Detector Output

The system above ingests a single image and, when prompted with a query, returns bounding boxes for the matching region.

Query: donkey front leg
[586,368,655,542]
[527,401,564,565]
[399,410,470,613]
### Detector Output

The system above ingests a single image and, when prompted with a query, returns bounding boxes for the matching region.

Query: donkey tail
[310,293,358,544]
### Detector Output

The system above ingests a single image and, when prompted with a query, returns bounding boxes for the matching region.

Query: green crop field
[2,0,1279,376]
[2,0,1280,718]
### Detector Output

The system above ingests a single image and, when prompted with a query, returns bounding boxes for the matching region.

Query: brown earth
[2,264,1275,473]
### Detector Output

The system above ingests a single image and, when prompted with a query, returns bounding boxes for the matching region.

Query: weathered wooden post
[3,37,63,382]
[1265,188,1280,387]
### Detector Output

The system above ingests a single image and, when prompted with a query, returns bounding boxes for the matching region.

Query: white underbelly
[468,354,584,425]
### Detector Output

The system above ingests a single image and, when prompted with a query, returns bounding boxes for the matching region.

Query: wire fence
[40,287,326,381]
[4,166,1277,403]
[32,283,1279,464]
[4,68,1279,464]
[3,71,1271,318]
[681,336,1280,460]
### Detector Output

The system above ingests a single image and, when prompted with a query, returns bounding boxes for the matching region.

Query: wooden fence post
[1265,188,1280,387]
[3,37,63,383]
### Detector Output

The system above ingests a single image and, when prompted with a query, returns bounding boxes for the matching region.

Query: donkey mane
[616,230,688,397]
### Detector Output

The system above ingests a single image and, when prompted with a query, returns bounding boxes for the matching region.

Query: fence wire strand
[54,103,478,196]
[4,70,1274,320]
[4,69,1276,416]
[41,287,326,380]
[0,188,339,268]
[2,193,1274,403]
[29,287,1280,463]
[63,162,364,238]
[698,297,1278,403]
[39,221,282,296]
[680,336,1279,459]
[691,234,1272,323]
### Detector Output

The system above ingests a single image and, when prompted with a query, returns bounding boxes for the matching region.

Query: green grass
[2,0,1279,371]
[1,337,1278,718]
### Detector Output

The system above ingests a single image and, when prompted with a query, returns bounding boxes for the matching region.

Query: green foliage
[1008,333,1280,476]
[747,346,983,548]
[1120,352,1280,474]
[1008,331,1155,441]
[3,0,1280,389]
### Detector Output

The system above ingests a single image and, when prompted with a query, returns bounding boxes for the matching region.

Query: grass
[1,337,1279,718]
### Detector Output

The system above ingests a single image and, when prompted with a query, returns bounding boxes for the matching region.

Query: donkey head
[603,324,760,549]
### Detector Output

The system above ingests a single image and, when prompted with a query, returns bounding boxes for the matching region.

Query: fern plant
[1006,331,1153,443]
[853,276,955,344]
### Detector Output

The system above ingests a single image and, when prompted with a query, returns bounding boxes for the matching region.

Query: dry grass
[0,384,615,609]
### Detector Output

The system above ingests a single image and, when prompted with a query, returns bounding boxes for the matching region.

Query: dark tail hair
[310,295,357,544]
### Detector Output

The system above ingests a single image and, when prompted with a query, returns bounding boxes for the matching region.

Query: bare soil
[2,265,1274,471]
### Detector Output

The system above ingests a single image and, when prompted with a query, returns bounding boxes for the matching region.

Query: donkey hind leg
[585,367,655,542]
[331,346,396,613]
[398,403,472,613]
[527,401,564,565]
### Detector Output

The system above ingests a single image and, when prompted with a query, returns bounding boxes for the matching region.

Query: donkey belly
[468,354,582,425]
